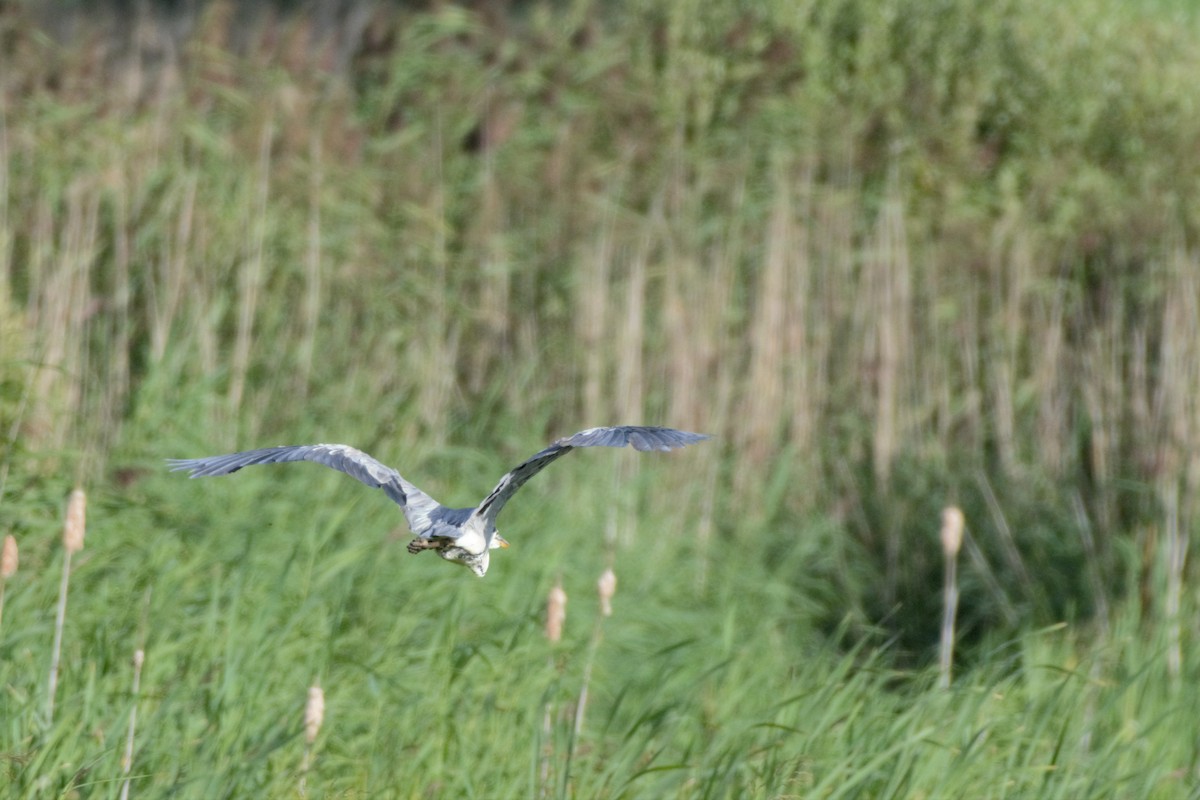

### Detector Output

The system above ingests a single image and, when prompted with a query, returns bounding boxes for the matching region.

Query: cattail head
[546,580,567,643]
[940,506,964,559]
[597,567,616,617]
[133,649,145,671]
[63,489,87,554]
[305,684,325,745]
[1,534,16,578]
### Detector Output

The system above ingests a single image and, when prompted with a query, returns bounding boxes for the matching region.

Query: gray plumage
[168,425,709,576]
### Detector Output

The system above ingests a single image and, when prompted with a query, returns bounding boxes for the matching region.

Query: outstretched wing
[167,444,444,534]
[468,425,710,532]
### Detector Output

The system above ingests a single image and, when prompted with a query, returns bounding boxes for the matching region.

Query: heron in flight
[168,425,709,576]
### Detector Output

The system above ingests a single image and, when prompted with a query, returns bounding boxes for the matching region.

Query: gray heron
[168,425,709,576]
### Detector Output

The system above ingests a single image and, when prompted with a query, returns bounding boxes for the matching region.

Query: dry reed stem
[577,225,613,425]
[787,164,819,457]
[49,488,86,723]
[105,153,131,458]
[1161,481,1184,681]
[1070,492,1109,752]
[938,507,964,689]
[1034,284,1068,472]
[149,174,196,363]
[29,185,99,452]
[575,568,618,736]
[1070,492,1110,632]
[297,129,323,399]
[869,167,912,487]
[1085,304,1125,528]
[870,168,912,605]
[118,648,145,800]
[740,168,791,466]
[695,234,738,581]
[960,527,1019,628]
[976,471,1033,597]
[1129,325,1151,470]
[662,258,695,430]
[1155,254,1200,683]
[617,237,647,426]
[699,178,744,501]
[539,701,554,799]
[991,356,1017,472]
[0,102,8,292]
[228,113,273,430]
[413,137,458,447]
[540,580,568,798]
[466,147,511,394]
[988,219,1032,473]
[611,229,648,550]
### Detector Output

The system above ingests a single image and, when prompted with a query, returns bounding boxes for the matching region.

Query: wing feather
[468,425,710,533]
[167,444,444,534]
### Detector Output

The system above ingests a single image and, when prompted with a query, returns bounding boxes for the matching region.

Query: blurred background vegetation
[3,0,1200,796]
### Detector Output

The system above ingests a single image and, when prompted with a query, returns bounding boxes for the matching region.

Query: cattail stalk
[575,568,616,736]
[48,488,86,723]
[557,568,619,796]
[596,568,616,619]
[299,682,325,797]
[539,580,568,798]
[938,507,964,689]
[0,534,16,633]
[545,580,567,644]
[119,648,145,800]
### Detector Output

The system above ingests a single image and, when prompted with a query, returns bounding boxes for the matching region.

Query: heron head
[466,548,490,577]
[438,545,491,577]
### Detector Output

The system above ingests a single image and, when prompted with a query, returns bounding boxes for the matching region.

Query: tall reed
[574,567,616,736]
[48,487,85,723]
[4,0,1200,648]
[540,579,567,798]
[0,534,16,633]
[938,507,964,689]
[118,648,145,800]
[299,682,325,797]
[227,114,274,441]
[561,568,618,795]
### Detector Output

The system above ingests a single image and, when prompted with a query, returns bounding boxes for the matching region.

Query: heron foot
[407,538,442,555]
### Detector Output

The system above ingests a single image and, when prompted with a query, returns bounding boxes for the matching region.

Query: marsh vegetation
[3,0,1200,796]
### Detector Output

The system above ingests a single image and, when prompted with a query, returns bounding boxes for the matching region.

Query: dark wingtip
[166,458,227,478]
[625,427,711,452]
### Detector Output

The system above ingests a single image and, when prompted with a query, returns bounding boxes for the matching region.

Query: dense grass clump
[2,0,1200,796]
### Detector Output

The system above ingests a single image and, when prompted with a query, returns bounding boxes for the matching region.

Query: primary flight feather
[168,425,709,576]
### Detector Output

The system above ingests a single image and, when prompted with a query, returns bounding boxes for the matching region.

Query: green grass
[0,458,1197,797]
[4,0,1200,795]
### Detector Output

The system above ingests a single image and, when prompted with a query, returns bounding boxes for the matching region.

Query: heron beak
[495,534,510,549]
